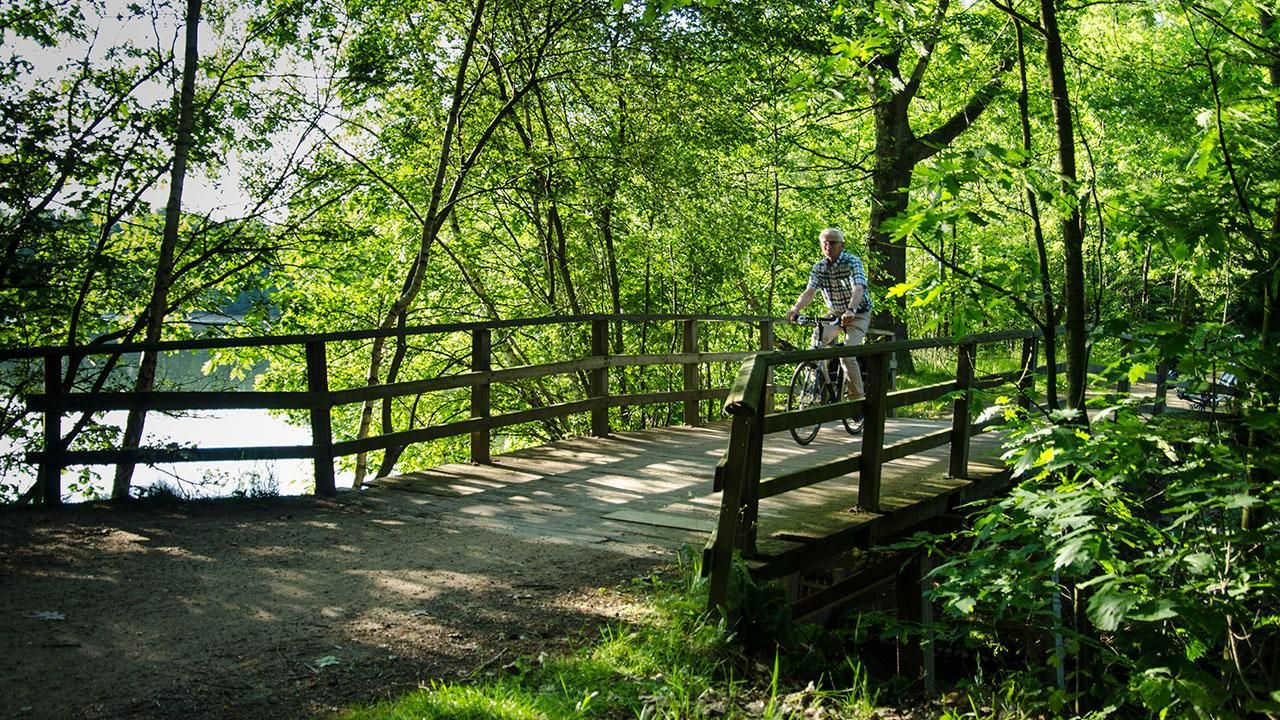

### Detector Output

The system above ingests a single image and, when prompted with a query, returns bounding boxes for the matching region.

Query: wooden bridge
[12,314,1172,637]
[361,413,1010,616]
[5,312,1203,696]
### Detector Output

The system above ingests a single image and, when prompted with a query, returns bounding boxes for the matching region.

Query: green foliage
[924,338,1280,717]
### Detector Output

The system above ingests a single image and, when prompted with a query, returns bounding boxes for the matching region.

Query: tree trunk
[352,0,489,487]
[862,10,1011,366]
[111,0,202,500]
[1016,19,1059,410]
[1245,8,1279,531]
[867,84,915,365]
[1039,0,1088,419]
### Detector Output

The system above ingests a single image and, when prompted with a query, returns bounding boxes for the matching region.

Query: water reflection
[7,345,326,502]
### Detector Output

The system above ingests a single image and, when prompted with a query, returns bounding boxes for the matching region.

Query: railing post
[39,354,63,506]
[1018,336,1038,411]
[305,341,336,497]
[591,318,610,437]
[858,350,890,512]
[759,320,774,413]
[1116,337,1133,394]
[471,327,492,463]
[1153,362,1169,415]
[705,411,755,612]
[739,404,765,555]
[682,319,700,425]
[948,342,976,479]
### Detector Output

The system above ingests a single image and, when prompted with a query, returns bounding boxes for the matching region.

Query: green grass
[328,555,885,720]
[893,345,1033,420]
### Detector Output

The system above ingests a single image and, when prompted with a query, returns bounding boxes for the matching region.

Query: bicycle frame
[806,319,846,394]
[786,316,861,445]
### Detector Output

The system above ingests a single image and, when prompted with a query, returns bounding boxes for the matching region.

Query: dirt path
[0,492,682,720]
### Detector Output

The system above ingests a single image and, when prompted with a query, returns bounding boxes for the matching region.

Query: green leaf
[1131,600,1178,622]
[1128,362,1151,386]
[1088,582,1137,631]
[1054,535,1094,571]
[1224,493,1257,510]
[1183,553,1214,574]
[886,280,920,299]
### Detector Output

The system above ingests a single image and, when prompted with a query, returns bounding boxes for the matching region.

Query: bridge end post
[705,410,754,614]
[305,341,336,497]
[758,320,774,413]
[1153,362,1169,414]
[471,327,491,463]
[38,354,64,506]
[682,319,700,426]
[590,318,610,437]
[948,342,976,479]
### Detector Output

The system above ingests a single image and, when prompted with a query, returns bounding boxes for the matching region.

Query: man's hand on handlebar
[786,308,800,323]
[840,310,855,328]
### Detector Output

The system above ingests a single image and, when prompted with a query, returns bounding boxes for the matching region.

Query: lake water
[5,344,342,503]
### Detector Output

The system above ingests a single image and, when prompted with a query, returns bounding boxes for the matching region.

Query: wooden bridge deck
[364,418,1010,567]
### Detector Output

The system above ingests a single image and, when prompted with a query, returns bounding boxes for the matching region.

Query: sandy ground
[0,492,679,720]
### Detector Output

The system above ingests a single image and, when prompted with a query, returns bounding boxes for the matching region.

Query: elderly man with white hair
[785,227,874,401]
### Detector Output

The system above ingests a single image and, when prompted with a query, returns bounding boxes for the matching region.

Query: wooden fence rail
[9,314,778,505]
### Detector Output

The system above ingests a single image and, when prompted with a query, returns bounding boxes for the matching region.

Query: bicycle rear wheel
[787,362,823,445]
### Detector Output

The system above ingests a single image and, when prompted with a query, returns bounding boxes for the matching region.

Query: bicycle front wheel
[787,362,823,445]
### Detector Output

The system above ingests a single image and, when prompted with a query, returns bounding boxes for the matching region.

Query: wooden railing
[703,327,1045,610]
[8,314,776,505]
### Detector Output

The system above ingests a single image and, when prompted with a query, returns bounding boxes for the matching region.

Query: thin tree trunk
[1016,19,1060,410]
[1039,0,1088,419]
[111,0,202,500]
[352,0,489,487]
[1245,8,1278,531]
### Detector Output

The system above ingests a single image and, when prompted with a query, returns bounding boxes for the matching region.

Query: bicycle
[782,315,865,445]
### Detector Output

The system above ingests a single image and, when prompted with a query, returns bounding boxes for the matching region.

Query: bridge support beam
[896,552,935,692]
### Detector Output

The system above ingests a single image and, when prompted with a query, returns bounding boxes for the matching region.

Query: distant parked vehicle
[1175,370,1239,412]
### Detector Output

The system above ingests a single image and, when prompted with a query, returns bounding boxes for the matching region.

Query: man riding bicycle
[784,227,874,401]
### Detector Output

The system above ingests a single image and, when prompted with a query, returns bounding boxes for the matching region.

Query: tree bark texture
[1039,0,1089,418]
[111,0,202,500]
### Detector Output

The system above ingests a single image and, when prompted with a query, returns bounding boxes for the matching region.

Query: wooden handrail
[0,313,778,360]
[704,326,1046,611]
[17,314,777,505]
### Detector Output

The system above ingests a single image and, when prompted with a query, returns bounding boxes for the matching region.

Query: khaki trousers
[841,313,871,398]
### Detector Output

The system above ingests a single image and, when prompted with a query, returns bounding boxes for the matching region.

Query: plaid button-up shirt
[808,251,873,315]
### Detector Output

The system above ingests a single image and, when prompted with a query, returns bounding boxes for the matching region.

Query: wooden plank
[28,389,322,412]
[603,509,715,533]
[360,415,1014,603]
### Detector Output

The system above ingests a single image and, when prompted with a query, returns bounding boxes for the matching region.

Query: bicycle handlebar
[790,315,841,327]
